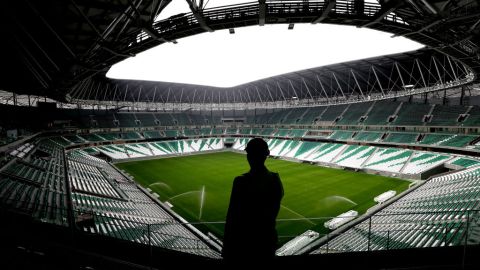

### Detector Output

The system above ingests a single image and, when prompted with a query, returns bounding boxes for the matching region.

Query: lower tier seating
[68,151,220,258]
[312,166,480,253]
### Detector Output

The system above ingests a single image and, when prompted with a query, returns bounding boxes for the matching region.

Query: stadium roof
[80,49,469,105]
[1,0,480,103]
[105,24,424,87]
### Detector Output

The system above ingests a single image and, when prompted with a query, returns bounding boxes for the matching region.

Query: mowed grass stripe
[116,151,410,244]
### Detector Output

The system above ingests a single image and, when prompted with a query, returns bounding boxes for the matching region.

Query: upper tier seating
[362,101,400,125]
[135,113,157,126]
[318,104,348,123]
[172,113,191,125]
[463,106,480,126]
[117,113,137,127]
[394,103,433,126]
[337,102,373,125]
[429,105,468,126]
[297,106,326,125]
[189,114,207,125]
[155,113,175,126]
[283,108,310,124]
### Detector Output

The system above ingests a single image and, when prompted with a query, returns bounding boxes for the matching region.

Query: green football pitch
[115,151,410,244]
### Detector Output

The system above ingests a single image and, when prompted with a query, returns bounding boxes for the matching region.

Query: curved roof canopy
[1,0,479,103]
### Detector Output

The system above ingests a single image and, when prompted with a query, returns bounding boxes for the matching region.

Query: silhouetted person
[222,138,284,263]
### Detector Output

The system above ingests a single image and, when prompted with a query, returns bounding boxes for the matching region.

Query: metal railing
[1,195,480,259]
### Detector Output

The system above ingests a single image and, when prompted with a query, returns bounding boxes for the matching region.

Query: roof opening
[107,23,423,88]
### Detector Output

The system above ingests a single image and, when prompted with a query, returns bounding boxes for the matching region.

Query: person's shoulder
[267,171,283,186]
[267,171,280,179]
[233,173,249,183]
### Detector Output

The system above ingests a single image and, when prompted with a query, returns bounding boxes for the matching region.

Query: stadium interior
[2,0,480,269]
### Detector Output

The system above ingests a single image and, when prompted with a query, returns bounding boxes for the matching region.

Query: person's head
[245,138,270,170]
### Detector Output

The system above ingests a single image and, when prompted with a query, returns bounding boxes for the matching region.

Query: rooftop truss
[68,49,473,106]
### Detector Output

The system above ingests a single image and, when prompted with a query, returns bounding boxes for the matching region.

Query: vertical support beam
[460,86,465,105]
[316,75,329,103]
[112,84,118,102]
[152,87,157,109]
[202,89,207,104]
[416,58,427,87]
[362,0,401,28]
[432,56,444,85]
[137,86,143,109]
[179,88,184,110]
[255,86,263,103]
[102,84,109,102]
[447,56,458,81]
[245,87,252,103]
[313,0,336,24]
[93,81,101,101]
[192,88,197,107]
[372,66,385,96]
[276,82,287,102]
[166,87,171,105]
[123,84,129,102]
[355,0,364,16]
[259,0,266,26]
[351,69,365,100]
[394,62,406,90]
[302,78,314,100]
[419,0,438,14]
[332,72,346,99]
[186,0,213,32]
[443,88,447,105]
[263,84,274,102]
[288,80,299,99]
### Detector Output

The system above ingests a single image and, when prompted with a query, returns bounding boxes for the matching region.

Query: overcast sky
[107,1,424,87]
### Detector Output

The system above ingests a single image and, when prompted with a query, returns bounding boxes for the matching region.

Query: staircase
[399,151,415,174]
[331,145,349,163]
[297,107,311,123]
[336,104,352,123]
[416,133,425,143]
[361,101,377,124]
[281,109,295,123]
[315,106,329,123]
[423,104,436,126]
[360,147,379,167]
[464,105,473,114]
[144,143,155,156]
[393,102,404,115]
